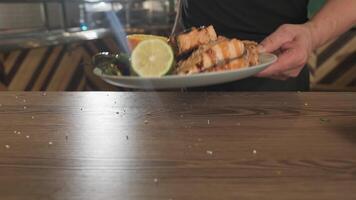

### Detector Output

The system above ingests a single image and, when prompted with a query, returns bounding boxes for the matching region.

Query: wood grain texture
[0,92,355,200]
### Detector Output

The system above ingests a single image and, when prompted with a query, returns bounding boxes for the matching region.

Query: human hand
[256,23,316,80]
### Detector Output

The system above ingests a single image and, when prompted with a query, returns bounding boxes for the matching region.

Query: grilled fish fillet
[172,25,218,56]
[176,38,245,75]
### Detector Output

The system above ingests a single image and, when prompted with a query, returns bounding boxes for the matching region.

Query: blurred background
[0,0,354,91]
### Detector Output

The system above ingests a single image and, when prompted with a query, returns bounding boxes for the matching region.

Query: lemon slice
[128,34,169,49]
[128,34,168,42]
[131,39,174,77]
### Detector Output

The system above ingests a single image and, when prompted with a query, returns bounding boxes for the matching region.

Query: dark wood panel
[8,48,47,91]
[3,50,21,74]
[0,53,4,63]
[31,46,64,91]
[0,92,355,199]
[0,82,6,91]
[310,30,356,91]
[0,38,108,91]
[46,48,83,91]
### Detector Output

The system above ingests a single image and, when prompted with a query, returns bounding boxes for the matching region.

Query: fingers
[269,67,302,80]
[284,67,303,78]
[256,46,299,77]
[258,25,294,53]
[256,24,312,79]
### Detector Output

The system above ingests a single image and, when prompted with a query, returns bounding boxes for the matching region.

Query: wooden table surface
[0,92,355,200]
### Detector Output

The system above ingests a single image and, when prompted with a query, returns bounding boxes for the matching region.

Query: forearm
[307,0,356,49]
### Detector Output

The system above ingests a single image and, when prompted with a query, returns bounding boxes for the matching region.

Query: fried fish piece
[176,38,245,75]
[205,41,260,73]
[203,56,250,73]
[171,25,218,56]
[243,40,259,66]
[205,40,259,72]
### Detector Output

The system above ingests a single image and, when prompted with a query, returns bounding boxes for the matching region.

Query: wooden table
[0,92,355,200]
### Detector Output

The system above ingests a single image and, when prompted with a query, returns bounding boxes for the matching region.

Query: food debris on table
[48,141,53,145]
[236,123,241,126]
[207,120,210,125]
[154,178,159,183]
[42,92,47,96]
[320,118,331,123]
[126,135,129,140]
[23,106,27,110]
[14,130,17,134]
[116,112,119,115]
[206,150,213,155]
[26,135,30,139]
[5,145,10,149]
[304,103,309,106]
[17,131,21,135]
[144,120,149,124]
[31,116,35,119]
[253,149,257,155]
[23,99,26,103]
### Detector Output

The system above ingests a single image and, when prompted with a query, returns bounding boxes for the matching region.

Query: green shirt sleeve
[308,0,326,17]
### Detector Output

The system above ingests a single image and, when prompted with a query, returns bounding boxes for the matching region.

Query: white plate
[93,53,277,90]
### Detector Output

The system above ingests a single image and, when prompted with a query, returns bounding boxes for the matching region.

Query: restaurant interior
[0,0,355,91]
[0,1,356,199]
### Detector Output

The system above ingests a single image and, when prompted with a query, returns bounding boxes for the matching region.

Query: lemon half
[131,39,174,77]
